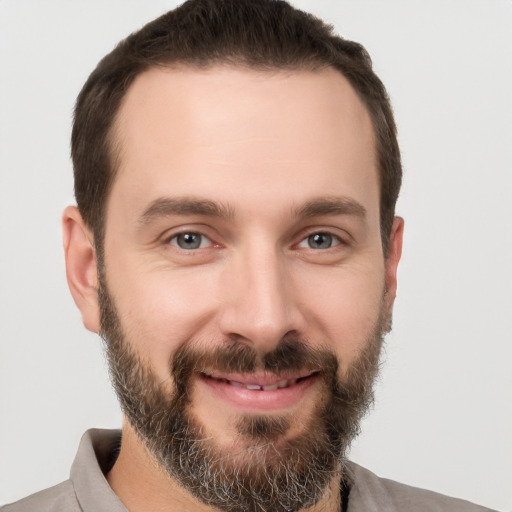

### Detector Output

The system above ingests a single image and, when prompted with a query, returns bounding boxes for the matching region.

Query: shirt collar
[70,428,127,512]
[345,461,397,512]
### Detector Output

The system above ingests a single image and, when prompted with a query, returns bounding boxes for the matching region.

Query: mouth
[202,372,317,390]
[198,371,319,411]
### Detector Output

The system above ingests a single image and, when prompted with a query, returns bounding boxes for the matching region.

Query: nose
[217,244,304,354]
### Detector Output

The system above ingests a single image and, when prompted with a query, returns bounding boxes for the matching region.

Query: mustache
[171,336,339,393]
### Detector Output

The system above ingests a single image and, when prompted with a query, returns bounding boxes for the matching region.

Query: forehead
[109,65,378,222]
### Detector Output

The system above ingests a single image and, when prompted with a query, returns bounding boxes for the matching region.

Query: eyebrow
[138,195,366,225]
[294,197,367,219]
[139,197,234,224]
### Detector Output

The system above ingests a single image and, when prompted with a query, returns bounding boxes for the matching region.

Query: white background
[0,1,511,510]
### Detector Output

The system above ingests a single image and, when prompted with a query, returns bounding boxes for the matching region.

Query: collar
[70,429,126,512]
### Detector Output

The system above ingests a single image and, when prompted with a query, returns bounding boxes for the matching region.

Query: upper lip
[202,371,317,387]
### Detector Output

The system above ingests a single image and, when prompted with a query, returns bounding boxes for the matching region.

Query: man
[0,1,499,511]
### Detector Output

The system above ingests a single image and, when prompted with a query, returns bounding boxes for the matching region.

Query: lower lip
[198,374,318,412]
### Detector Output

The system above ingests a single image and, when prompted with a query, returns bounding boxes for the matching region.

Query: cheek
[297,263,385,364]
[107,263,220,375]
[105,248,386,378]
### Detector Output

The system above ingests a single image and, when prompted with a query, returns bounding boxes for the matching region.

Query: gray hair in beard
[98,276,388,512]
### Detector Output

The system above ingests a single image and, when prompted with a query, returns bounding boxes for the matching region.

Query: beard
[98,277,389,512]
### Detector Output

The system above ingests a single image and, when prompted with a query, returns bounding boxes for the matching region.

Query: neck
[107,421,342,512]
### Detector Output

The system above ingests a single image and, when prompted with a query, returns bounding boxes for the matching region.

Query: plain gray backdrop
[0,1,511,510]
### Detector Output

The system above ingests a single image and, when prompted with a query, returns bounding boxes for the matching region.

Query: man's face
[94,65,402,510]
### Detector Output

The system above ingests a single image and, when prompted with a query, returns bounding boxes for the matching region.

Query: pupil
[309,233,332,249]
[178,233,201,249]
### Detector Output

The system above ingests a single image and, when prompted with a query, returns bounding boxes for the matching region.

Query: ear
[62,206,101,333]
[384,216,404,308]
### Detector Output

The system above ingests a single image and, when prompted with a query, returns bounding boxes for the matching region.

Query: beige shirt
[1,429,496,512]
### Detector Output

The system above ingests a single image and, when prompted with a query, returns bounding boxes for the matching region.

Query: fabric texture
[1,429,496,512]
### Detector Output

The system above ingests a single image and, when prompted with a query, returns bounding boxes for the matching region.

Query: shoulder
[0,480,80,512]
[379,478,494,511]
[346,462,496,512]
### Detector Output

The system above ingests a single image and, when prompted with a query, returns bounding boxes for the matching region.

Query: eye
[169,232,212,250]
[298,232,341,250]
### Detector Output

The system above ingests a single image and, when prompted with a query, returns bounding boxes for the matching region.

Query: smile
[199,371,319,411]
[202,374,315,391]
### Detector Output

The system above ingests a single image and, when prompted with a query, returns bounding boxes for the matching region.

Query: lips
[199,371,318,411]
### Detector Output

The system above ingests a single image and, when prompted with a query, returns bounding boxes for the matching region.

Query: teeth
[206,374,305,391]
[232,378,297,391]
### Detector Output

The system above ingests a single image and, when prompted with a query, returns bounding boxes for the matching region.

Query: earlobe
[62,206,101,333]
[384,216,404,306]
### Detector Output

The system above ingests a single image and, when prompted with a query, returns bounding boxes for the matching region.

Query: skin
[63,65,403,512]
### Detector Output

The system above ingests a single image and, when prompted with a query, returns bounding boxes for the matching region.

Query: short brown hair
[72,0,401,255]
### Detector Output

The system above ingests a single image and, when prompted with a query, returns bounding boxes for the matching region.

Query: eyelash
[165,229,347,253]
